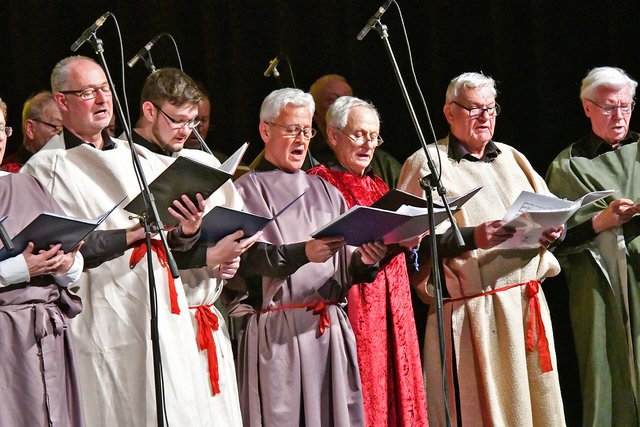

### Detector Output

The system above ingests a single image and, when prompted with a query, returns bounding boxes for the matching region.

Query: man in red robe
[308,95,428,426]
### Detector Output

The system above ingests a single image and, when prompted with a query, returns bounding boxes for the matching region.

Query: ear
[326,126,340,149]
[24,119,36,139]
[259,121,270,143]
[582,99,592,118]
[444,103,454,126]
[142,101,156,121]
[53,92,68,112]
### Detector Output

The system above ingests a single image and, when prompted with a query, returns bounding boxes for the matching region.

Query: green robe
[546,135,640,426]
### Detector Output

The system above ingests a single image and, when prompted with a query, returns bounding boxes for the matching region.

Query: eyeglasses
[451,101,501,119]
[0,126,12,137]
[336,127,384,147]
[587,99,635,116]
[32,118,62,134]
[152,103,201,129]
[59,84,112,100]
[265,121,317,139]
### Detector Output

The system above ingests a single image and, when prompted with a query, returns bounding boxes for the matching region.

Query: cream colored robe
[21,134,215,427]
[398,137,565,427]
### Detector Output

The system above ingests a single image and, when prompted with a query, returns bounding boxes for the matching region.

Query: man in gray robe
[232,88,386,427]
[546,66,640,426]
[0,97,84,427]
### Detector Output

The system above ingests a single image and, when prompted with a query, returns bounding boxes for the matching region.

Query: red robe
[308,165,428,427]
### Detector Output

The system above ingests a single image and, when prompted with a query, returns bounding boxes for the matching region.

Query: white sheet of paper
[498,189,615,249]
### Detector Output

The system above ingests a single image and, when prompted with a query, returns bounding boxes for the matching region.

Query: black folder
[0,204,118,262]
[199,193,305,243]
[125,143,248,227]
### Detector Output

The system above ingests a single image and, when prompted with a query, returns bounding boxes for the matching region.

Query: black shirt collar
[448,133,501,163]
[579,130,639,158]
[131,130,172,157]
[63,127,115,151]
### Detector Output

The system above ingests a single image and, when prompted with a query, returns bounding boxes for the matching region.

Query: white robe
[21,134,215,427]
[175,148,244,427]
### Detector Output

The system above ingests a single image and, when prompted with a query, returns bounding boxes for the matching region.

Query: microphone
[127,33,164,68]
[263,55,281,78]
[356,0,393,41]
[71,12,111,52]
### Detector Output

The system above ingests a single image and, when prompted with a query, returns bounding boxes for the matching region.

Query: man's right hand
[305,236,346,263]
[474,220,515,249]
[206,230,262,266]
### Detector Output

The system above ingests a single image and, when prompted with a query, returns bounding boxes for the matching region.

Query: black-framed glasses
[152,103,201,129]
[587,99,635,116]
[32,118,63,134]
[336,127,384,147]
[265,121,317,139]
[451,101,501,119]
[0,126,12,138]
[59,84,111,100]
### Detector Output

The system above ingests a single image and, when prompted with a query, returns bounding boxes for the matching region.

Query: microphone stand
[369,19,462,427]
[86,34,177,427]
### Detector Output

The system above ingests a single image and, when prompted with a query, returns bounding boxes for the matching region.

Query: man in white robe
[130,67,260,426]
[22,55,215,427]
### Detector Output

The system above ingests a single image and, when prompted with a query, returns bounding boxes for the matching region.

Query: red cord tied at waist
[260,300,337,336]
[130,239,180,315]
[190,304,220,395]
[445,279,553,373]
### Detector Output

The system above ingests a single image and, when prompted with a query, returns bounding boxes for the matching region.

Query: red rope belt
[445,279,553,373]
[190,304,220,395]
[129,239,180,315]
[259,300,337,336]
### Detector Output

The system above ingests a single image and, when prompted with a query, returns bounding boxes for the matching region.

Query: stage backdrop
[4,1,639,425]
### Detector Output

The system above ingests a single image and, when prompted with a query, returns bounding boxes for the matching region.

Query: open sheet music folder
[0,202,119,262]
[311,187,480,246]
[125,143,248,227]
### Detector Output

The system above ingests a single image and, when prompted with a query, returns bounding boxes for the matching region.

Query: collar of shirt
[131,130,172,157]
[447,133,501,163]
[63,127,116,151]
[577,130,640,158]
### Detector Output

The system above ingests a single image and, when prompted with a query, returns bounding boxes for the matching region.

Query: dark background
[3,1,638,424]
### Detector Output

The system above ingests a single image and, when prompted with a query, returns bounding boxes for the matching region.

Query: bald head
[309,75,353,136]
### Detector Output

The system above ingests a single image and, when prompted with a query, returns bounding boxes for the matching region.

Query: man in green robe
[546,66,640,426]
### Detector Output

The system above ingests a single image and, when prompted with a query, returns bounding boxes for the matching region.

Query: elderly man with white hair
[399,72,565,426]
[308,95,427,427]
[546,66,640,426]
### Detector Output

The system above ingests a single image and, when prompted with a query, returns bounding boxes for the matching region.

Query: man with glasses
[307,96,428,426]
[398,72,566,426]
[1,91,61,172]
[22,55,214,426]
[232,88,386,426]
[131,67,261,427]
[546,66,640,426]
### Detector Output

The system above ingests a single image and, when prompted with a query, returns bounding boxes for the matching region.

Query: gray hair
[326,96,379,129]
[445,72,498,103]
[50,55,100,92]
[259,88,315,123]
[580,66,637,100]
[22,91,55,131]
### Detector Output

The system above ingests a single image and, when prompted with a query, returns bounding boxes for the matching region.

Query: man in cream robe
[399,72,565,426]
